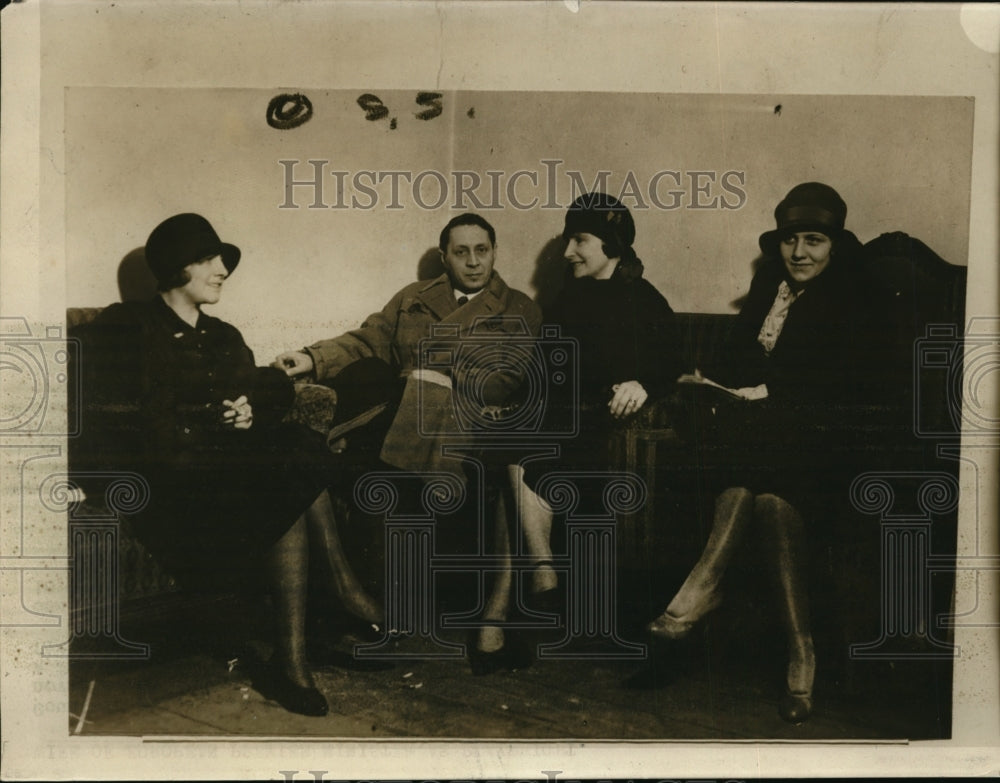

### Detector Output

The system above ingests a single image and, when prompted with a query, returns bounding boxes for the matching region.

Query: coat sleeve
[634,283,680,399]
[222,325,296,427]
[304,291,402,381]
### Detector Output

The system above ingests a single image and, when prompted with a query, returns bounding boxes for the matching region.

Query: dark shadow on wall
[417,247,445,281]
[729,253,767,311]
[530,235,568,315]
[118,247,159,302]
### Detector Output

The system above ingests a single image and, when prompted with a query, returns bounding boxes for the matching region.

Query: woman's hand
[609,381,648,419]
[222,395,254,430]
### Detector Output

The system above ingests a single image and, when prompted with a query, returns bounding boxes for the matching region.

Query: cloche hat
[145,213,241,284]
[562,192,636,252]
[758,182,848,255]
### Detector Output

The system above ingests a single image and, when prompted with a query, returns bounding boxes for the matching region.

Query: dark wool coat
[547,273,680,409]
[524,269,680,500]
[696,242,896,514]
[75,296,332,588]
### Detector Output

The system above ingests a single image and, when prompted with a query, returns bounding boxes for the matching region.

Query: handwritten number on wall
[414,92,443,121]
[355,93,445,127]
[357,94,390,122]
[266,93,314,130]
[266,92,446,131]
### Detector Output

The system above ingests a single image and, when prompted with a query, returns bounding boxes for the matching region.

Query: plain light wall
[66,88,973,362]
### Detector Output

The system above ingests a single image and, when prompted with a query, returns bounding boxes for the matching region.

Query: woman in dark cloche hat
[76,213,382,717]
[647,183,893,723]
[469,192,682,674]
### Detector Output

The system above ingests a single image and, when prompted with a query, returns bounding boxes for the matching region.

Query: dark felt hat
[145,213,241,284]
[758,182,848,254]
[562,192,635,251]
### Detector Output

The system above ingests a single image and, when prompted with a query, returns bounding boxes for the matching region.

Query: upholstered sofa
[66,232,968,680]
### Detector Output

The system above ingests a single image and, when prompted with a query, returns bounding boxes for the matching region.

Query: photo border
[2,1,998,779]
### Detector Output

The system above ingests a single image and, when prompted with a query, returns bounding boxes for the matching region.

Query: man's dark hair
[438,213,497,254]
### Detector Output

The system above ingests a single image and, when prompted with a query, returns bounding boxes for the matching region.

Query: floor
[67,587,953,741]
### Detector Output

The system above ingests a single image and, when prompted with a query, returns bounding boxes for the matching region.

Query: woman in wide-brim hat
[76,213,383,717]
[646,182,892,724]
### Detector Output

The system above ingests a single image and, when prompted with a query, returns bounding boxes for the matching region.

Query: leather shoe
[338,619,388,646]
[467,629,532,676]
[779,643,815,724]
[254,665,329,717]
[314,614,386,645]
[779,690,813,724]
[646,592,722,641]
[308,622,395,672]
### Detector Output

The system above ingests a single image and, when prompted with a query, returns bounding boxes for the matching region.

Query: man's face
[442,224,495,293]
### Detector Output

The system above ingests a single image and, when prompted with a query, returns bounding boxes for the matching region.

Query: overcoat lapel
[417,272,506,330]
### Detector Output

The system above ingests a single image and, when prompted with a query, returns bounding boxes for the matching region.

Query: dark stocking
[305,489,383,625]
[267,516,313,689]
[757,493,815,721]
[479,480,513,653]
[663,486,754,619]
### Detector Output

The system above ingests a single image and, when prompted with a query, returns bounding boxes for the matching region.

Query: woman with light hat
[76,213,382,717]
[646,182,892,723]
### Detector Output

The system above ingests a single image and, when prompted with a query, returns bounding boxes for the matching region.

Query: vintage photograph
[1,2,998,780]
[58,87,972,742]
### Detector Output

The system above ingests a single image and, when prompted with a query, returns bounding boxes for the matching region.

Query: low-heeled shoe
[779,690,813,724]
[468,631,533,676]
[645,593,722,642]
[254,667,329,717]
